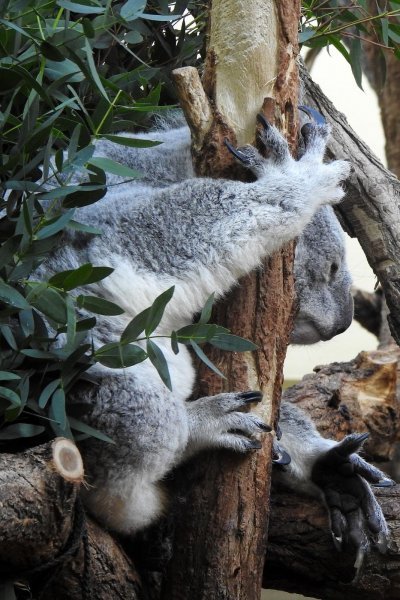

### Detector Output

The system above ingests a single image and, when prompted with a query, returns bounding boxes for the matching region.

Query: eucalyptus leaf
[121,307,151,343]
[56,0,106,14]
[95,342,147,368]
[0,282,29,310]
[146,339,172,390]
[0,372,20,381]
[0,423,45,439]
[77,295,125,316]
[209,333,258,352]
[0,386,21,406]
[88,157,141,178]
[51,388,67,429]
[190,340,226,379]
[31,288,68,324]
[38,379,61,409]
[69,416,115,443]
[145,286,175,335]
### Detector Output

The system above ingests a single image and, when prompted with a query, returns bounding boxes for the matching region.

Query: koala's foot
[311,432,394,570]
[185,391,271,458]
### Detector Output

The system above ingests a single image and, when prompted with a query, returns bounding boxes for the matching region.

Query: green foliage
[0,1,251,446]
[300,1,400,89]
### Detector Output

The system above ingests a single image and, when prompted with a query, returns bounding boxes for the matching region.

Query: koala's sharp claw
[272,442,291,465]
[372,477,396,488]
[240,390,263,404]
[275,423,282,440]
[336,432,370,457]
[224,139,249,163]
[258,421,272,432]
[332,533,343,552]
[246,439,262,450]
[256,113,271,130]
[298,105,326,125]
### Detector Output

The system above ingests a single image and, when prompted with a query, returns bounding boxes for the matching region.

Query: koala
[41,112,390,561]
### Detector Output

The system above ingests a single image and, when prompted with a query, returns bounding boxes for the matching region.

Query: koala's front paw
[311,433,394,570]
[186,391,271,455]
[298,117,351,206]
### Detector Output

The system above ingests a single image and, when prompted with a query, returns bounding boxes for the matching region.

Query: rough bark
[282,348,400,462]
[300,61,400,346]
[264,347,400,599]
[265,483,400,600]
[0,439,142,600]
[161,2,300,599]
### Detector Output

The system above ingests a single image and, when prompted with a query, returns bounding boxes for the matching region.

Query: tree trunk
[161,2,300,599]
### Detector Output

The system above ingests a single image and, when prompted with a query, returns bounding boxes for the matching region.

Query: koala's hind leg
[184,391,271,459]
[83,473,168,534]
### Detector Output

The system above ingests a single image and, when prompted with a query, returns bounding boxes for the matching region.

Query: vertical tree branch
[162,2,301,598]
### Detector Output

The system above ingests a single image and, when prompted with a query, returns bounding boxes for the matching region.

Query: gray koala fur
[41,114,390,557]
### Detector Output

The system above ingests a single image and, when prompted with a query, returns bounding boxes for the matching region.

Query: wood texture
[265,483,400,600]
[162,2,301,599]
[282,349,400,461]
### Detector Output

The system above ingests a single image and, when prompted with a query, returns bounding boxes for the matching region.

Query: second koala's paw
[186,390,271,454]
[311,433,394,571]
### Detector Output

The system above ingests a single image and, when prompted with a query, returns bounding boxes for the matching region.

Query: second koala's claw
[372,477,396,488]
[272,441,291,465]
[298,105,326,125]
[336,432,369,457]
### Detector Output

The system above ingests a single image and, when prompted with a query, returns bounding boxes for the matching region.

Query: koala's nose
[334,325,347,336]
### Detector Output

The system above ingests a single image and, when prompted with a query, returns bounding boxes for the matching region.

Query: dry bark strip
[161,2,301,599]
[300,61,400,345]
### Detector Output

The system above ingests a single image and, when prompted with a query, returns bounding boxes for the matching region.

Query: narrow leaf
[0,386,21,406]
[99,134,160,148]
[209,333,258,352]
[88,157,141,178]
[0,282,30,309]
[0,423,45,440]
[121,307,151,343]
[77,295,125,316]
[69,416,115,443]
[190,341,226,379]
[51,388,67,430]
[95,342,147,368]
[36,209,75,240]
[38,379,61,409]
[0,372,20,381]
[145,286,175,335]
[146,339,172,390]
[198,293,215,324]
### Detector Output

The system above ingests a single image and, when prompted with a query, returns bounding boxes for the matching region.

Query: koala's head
[291,206,353,345]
